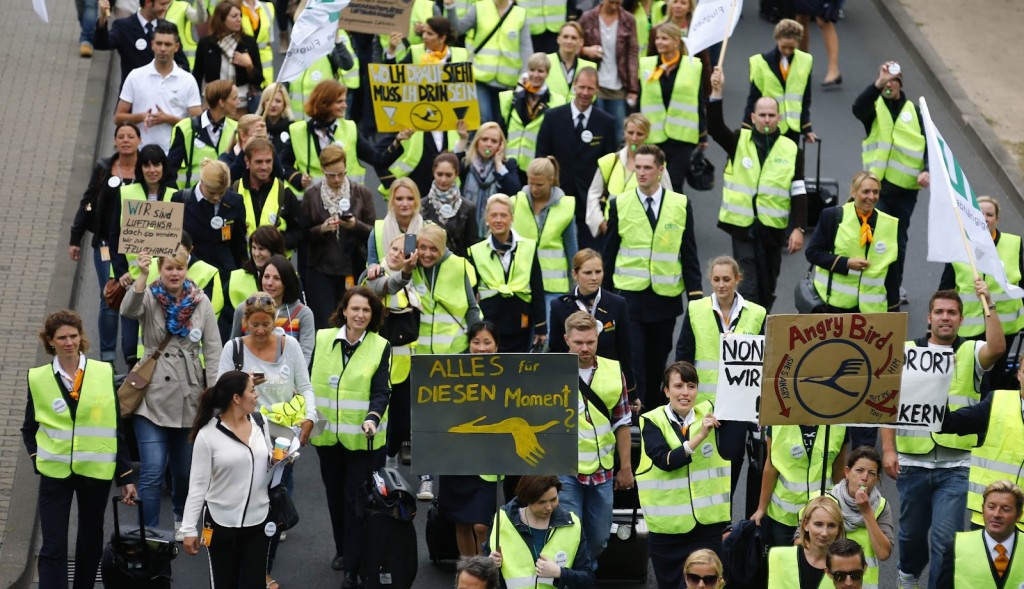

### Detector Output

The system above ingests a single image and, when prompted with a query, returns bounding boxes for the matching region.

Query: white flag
[276,0,350,84]
[921,97,1023,298]
[33,0,49,22]
[683,0,741,57]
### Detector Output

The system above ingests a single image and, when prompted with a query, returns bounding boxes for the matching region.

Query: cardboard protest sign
[760,313,907,426]
[852,345,954,432]
[338,0,413,36]
[118,200,184,257]
[369,63,480,132]
[714,334,764,422]
[411,354,578,475]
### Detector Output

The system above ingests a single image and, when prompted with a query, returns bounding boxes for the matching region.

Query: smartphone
[404,233,417,257]
[340,212,354,221]
[253,372,266,385]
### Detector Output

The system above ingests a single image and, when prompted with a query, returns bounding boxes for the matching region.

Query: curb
[0,46,115,589]
[872,0,1024,208]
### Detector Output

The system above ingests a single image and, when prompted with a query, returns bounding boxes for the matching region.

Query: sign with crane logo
[369,63,480,132]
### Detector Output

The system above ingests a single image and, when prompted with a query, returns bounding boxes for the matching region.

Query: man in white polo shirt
[114,21,201,152]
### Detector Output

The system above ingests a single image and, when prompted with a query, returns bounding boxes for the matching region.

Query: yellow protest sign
[760,313,907,426]
[369,62,480,132]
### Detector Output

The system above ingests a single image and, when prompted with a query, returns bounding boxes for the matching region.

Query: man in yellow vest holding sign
[937,480,1024,589]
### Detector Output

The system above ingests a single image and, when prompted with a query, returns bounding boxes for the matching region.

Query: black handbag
[268,484,300,531]
[795,205,842,313]
[686,149,716,191]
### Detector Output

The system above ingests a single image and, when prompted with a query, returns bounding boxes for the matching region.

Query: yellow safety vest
[467,1,527,88]
[966,389,1024,530]
[577,357,623,474]
[633,0,667,57]
[895,340,980,454]
[845,498,887,589]
[545,54,596,104]
[953,232,1024,337]
[688,297,767,405]
[719,129,797,229]
[468,238,536,303]
[385,131,461,197]
[289,32,360,113]
[636,402,731,534]
[409,44,470,64]
[766,424,845,526]
[165,0,200,68]
[413,255,473,354]
[236,178,288,237]
[639,55,702,144]
[117,184,176,281]
[812,203,899,312]
[767,546,831,589]
[171,115,238,189]
[239,0,276,84]
[29,360,117,480]
[228,268,259,309]
[361,272,416,384]
[510,192,575,293]
[519,0,566,35]
[612,190,687,297]
[748,50,812,136]
[953,530,1024,589]
[499,90,566,171]
[310,329,390,450]
[287,119,367,189]
[862,98,926,190]
[488,508,583,589]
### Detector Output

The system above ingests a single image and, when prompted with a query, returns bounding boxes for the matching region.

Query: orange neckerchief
[647,52,681,81]
[522,80,543,94]
[779,56,790,81]
[992,229,998,241]
[857,209,874,246]
[421,46,448,65]
[69,368,84,401]
[241,4,260,32]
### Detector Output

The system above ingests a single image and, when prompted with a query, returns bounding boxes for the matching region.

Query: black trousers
[386,378,411,457]
[206,513,271,589]
[629,316,677,407]
[874,181,919,289]
[38,474,111,589]
[660,139,696,194]
[315,444,384,573]
[732,233,782,313]
[305,268,348,330]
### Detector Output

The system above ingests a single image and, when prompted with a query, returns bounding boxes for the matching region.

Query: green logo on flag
[937,135,978,208]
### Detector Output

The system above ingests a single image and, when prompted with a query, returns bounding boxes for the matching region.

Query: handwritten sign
[852,345,954,432]
[369,63,480,132]
[715,335,765,422]
[760,313,907,426]
[338,0,414,36]
[410,354,578,475]
[118,200,184,257]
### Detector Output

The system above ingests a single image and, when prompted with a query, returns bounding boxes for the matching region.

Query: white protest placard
[714,334,764,422]
[854,345,954,432]
[684,0,742,58]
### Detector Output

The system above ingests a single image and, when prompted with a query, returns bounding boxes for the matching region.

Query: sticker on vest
[580,130,593,143]
[280,131,290,143]
[554,551,569,567]
[107,176,122,188]
[135,38,147,51]
[507,30,517,40]
[339,198,351,212]
[273,326,286,336]
[189,328,203,343]
[311,70,323,82]
[264,521,277,537]
[790,444,804,459]
[439,203,454,218]
[416,284,428,295]
[268,213,278,225]
[874,241,887,254]
[52,398,68,413]
[701,442,714,458]
[742,157,754,169]
[328,375,340,387]
[901,111,912,123]
[210,216,225,230]
[195,139,207,149]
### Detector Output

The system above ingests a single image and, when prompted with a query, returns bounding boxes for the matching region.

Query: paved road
[51,0,1017,586]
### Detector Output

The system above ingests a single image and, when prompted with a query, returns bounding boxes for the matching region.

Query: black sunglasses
[830,570,865,582]
[685,573,719,586]
[246,295,274,307]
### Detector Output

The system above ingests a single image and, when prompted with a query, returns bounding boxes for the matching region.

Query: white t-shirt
[597,18,621,90]
[217,335,316,421]
[119,62,202,152]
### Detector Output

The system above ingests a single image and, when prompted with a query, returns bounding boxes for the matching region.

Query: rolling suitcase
[596,426,648,582]
[361,466,419,589]
[804,138,839,230]
[425,500,461,563]
[101,498,177,588]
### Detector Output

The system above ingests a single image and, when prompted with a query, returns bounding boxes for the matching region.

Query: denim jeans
[596,97,626,147]
[475,83,505,126]
[134,416,193,528]
[92,247,118,362]
[78,0,97,44]
[557,476,614,565]
[895,465,968,588]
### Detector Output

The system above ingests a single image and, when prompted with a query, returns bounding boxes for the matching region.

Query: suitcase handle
[801,135,824,195]
[111,496,148,545]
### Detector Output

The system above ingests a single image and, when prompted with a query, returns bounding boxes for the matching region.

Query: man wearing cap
[853,61,930,304]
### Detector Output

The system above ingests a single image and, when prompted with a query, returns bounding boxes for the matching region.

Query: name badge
[210,216,225,230]
[874,241,887,254]
[52,398,68,413]
[742,157,754,169]
[189,328,203,343]
[328,375,340,387]
[108,176,122,188]
[791,444,805,459]
[580,130,593,143]
[339,198,351,212]
[135,38,147,51]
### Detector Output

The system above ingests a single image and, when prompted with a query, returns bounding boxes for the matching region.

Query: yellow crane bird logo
[448,416,560,466]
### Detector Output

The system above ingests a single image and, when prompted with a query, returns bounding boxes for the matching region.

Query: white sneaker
[385,455,399,469]
[897,570,919,589]
[416,479,434,501]
[174,520,184,543]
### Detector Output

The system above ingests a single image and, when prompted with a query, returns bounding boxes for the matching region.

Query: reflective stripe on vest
[966,389,1024,531]
[30,361,117,480]
[310,329,389,450]
[766,425,845,526]
[413,255,472,354]
[862,98,925,190]
[577,357,622,474]
[612,190,687,297]
[388,131,460,187]
[719,129,797,229]
[953,232,1024,336]
[748,50,812,136]
[636,402,731,533]
[767,546,832,589]
[953,530,1024,589]
[689,297,767,405]
[545,54,596,104]
[519,0,566,35]
[467,2,526,87]
[499,91,565,170]
[290,57,335,118]
[633,1,666,57]
[173,116,238,189]
[812,202,899,312]
[469,238,536,303]
[288,119,367,188]
[237,178,288,238]
[896,340,980,453]
[488,508,582,589]
[118,184,176,280]
[166,1,200,68]
[639,55,702,144]
[511,193,575,293]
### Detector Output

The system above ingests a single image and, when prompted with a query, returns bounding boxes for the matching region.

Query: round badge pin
[268,213,278,225]
[440,203,454,218]
[264,521,277,537]
[416,284,428,295]
[790,445,805,459]
[135,38,147,50]
[580,130,593,143]
[339,198,351,212]
[742,157,754,169]
[107,176,122,188]
[701,443,714,458]
[280,131,290,143]
[273,327,286,336]
[189,328,203,343]
[52,398,68,413]
[311,70,323,82]
[195,139,207,149]
[901,111,912,123]
[328,375,340,387]
[875,241,887,254]
[554,551,569,567]
[210,216,224,230]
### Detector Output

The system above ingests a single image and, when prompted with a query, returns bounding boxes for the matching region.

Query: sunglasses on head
[685,573,719,586]
[830,570,865,582]
[246,295,274,307]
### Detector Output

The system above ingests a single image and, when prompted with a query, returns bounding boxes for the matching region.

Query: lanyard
[574,287,602,316]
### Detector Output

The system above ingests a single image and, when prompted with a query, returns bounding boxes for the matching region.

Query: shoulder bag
[117,333,174,417]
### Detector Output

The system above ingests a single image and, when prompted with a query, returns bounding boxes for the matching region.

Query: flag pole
[716,0,738,68]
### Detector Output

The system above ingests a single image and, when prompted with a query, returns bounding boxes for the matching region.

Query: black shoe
[331,555,344,571]
[821,75,843,89]
[342,572,361,589]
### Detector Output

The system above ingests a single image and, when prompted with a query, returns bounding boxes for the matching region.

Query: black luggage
[101,498,177,588]
[597,426,648,582]
[361,467,419,589]
[804,138,839,230]
[425,500,461,563]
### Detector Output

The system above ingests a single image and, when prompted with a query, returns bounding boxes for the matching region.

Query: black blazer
[548,288,636,395]
[170,188,248,282]
[93,15,190,87]
[192,34,264,91]
[536,104,617,222]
